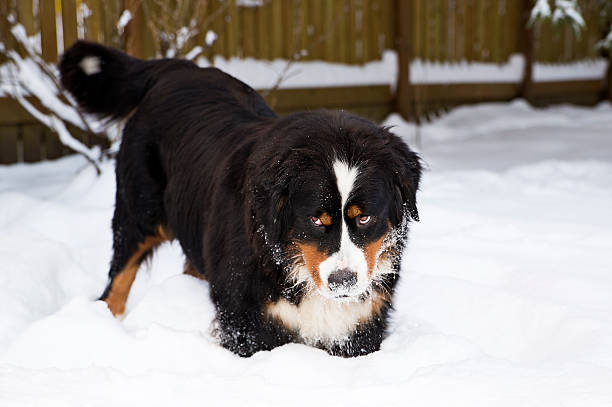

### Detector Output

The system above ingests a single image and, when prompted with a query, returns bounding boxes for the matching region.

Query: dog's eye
[358,215,371,225]
[311,216,323,227]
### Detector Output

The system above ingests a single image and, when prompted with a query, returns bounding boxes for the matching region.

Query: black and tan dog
[59,41,421,357]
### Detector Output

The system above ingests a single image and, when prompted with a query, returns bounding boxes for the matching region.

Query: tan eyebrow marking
[347,205,363,219]
[319,212,333,226]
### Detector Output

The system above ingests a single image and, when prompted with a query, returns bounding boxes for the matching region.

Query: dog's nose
[328,269,357,291]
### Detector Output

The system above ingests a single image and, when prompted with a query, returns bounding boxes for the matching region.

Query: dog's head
[247,110,421,301]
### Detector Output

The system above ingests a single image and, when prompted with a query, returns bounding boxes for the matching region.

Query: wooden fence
[4,0,604,63]
[408,0,602,64]
[0,0,610,164]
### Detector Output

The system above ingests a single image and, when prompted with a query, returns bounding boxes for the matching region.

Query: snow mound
[1,102,612,406]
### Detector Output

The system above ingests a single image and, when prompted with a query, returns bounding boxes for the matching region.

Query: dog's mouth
[317,281,372,303]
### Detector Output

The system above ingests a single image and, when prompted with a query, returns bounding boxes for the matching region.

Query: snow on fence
[0,0,610,164]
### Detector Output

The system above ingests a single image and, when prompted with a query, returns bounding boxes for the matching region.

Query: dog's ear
[245,148,297,251]
[383,128,422,224]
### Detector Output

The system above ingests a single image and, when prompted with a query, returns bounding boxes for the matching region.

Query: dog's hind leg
[100,133,171,317]
[100,220,171,317]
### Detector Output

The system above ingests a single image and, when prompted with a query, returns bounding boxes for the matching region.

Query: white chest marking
[266,292,381,344]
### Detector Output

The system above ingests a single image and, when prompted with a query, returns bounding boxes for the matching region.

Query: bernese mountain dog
[59,41,422,357]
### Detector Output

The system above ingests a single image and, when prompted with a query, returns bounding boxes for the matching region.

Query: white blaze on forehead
[333,160,359,207]
[316,160,368,295]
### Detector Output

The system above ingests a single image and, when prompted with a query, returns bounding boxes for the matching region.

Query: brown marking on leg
[104,232,168,317]
[295,243,330,288]
[347,204,363,219]
[364,233,387,277]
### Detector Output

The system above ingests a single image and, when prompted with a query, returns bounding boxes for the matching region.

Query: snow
[409,54,525,84]
[205,30,218,47]
[533,59,608,82]
[552,0,585,31]
[598,24,612,51]
[530,0,585,33]
[1,45,608,98]
[197,50,399,89]
[1,101,612,405]
[236,0,265,7]
[530,0,552,22]
[196,51,607,88]
[116,10,132,35]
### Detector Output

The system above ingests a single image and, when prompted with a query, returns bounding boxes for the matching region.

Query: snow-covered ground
[196,52,607,89]
[1,101,611,406]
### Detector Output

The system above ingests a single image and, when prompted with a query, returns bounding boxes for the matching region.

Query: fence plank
[582,0,597,60]
[454,0,464,60]
[437,0,447,61]
[44,127,64,160]
[493,0,503,62]
[412,0,422,59]
[281,0,294,59]
[480,0,491,60]
[501,0,512,60]
[0,2,14,64]
[256,2,270,60]
[242,5,256,57]
[270,0,283,59]
[448,0,456,61]
[381,0,393,50]
[62,0,78,50]
[0,126,19,164]
[124,0,144,58]
[40,0,58,62]
[348,0,357,63]
[310,0,324,60]
[323,0,335,60]
[335,0,348,62]
[369,0,382,58]
[21,125,42,162]
[226,0,239,57]
[264,85,391,110]
[298,0,308,58]
[17,0,36,36]
[476,0,486,59]
[84,0,103,42]
[464,0,474,61]
[396,0,414,120]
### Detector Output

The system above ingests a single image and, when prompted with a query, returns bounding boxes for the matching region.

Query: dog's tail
[59,40,194,119]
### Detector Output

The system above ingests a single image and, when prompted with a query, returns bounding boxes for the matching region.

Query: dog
[59,41,422,357]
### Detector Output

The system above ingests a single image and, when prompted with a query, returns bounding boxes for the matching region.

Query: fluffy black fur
[59,41,421,357]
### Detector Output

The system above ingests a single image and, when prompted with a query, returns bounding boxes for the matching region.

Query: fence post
[17,0,36,36]
[40,0,58,62]
[396,0,413,121]
[518,0,533,101]
[61,0,78,50]
[124,0,144,58]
